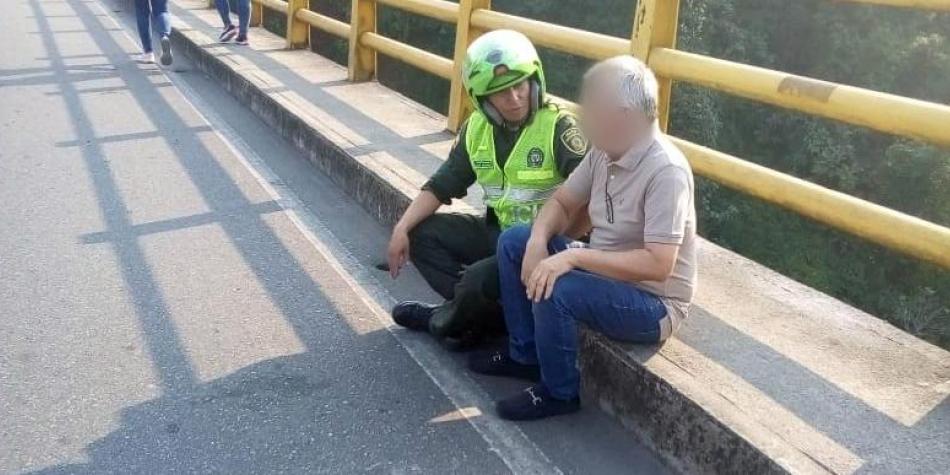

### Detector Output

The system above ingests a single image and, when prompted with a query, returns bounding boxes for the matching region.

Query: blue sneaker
[496,384,580,421]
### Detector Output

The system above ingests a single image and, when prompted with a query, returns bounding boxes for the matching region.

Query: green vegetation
[293,0,950,348]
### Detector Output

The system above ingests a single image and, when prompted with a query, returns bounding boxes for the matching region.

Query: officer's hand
[521,238,549,286]
[526,251,575,303]
[387,229,410,279]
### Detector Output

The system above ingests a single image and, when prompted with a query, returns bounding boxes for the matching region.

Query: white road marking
[93,1,561,473]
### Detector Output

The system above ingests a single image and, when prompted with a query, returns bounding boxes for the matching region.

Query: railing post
[250,0,263,28]
[446,0,491,133]
[631,0,680,132]
[347,0,377,81]
[285,0,309,49]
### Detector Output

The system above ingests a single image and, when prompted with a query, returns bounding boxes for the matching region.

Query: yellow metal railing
[243,0,950,269]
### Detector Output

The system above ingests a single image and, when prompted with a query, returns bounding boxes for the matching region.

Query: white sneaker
[136,52,155,64]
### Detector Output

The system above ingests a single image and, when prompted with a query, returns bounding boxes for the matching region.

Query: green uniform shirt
[423,112,589,223]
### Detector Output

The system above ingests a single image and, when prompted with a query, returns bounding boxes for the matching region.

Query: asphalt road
[0,0,670,473]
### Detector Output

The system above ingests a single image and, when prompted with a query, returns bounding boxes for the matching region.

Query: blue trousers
[214,0,251,36]
[498,225,667,400]
[134,0,170,53]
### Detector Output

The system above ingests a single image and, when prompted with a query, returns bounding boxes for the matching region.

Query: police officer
[386,30,590,348]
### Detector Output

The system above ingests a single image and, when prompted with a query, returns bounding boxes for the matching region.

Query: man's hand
[387,228,410,279]
[526,250,576,303]
[521,237,549,286]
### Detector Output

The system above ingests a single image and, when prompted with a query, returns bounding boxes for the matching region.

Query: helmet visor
[484,70,529,97]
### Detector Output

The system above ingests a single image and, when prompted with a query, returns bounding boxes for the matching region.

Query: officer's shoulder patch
[560,126,589,155]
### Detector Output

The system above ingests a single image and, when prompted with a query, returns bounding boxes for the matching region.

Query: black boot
[391,301,437,331]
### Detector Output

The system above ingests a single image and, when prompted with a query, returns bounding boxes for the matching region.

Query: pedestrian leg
[151,0,173,65]
[133,0,153,57]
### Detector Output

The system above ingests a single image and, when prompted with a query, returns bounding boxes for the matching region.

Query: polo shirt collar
[612,123,660,170]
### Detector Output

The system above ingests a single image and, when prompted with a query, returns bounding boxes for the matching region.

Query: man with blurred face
[385,30,590,350]
[469,56,698,421]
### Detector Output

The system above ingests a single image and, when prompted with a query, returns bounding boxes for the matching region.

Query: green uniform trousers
[408,213,505,338]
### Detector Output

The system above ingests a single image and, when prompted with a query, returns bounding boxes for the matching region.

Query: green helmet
[461,30,547,120]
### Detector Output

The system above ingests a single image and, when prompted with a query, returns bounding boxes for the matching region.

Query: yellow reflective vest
[466,104,567,229]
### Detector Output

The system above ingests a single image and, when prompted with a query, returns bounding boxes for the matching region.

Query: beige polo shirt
[562,126,697,337]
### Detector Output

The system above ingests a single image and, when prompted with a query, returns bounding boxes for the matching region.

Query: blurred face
[580,74,653,159]
[486,76,532,124]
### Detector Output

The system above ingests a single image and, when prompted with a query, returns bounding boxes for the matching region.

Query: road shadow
[20,0,508,472]
[29,346,497,474]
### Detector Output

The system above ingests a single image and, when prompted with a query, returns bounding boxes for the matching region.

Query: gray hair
[583,55,659,121]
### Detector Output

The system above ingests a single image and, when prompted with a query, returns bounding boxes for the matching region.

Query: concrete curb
[579,332,786,474]
[168,28,785,474]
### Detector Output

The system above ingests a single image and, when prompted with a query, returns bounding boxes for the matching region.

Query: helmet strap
[529,77,541,115]
[480,100,508,129]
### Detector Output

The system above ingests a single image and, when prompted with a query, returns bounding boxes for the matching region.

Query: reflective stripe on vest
[506,186,557,203]
[482,185,505,201]
[465,104,567,229]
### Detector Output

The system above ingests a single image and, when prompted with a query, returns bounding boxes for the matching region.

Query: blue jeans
[498,225,667,400]
[134,0,170,53]
[215,0,251,36]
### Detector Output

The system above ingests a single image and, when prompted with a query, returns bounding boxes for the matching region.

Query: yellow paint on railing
[648,47,950,148]
[375,0,459,24]
[258,0,286,13]
[296,9,350,39]
[671,137,950,269]
[631,0,680,131]
[469,9,629,61]
[249,0,262,27]
[446,0,490,133]
[285,0,309,49]
[360,32,454,79]
[348,0,377,81]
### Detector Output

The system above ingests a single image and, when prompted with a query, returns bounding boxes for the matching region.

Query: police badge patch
[526,147,544,168]
[560,127,589,155]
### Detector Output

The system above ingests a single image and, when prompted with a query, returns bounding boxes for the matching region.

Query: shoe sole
[159,37,173,66]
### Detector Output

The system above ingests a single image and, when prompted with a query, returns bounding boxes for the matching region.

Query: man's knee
[498,225,532,257]
[540,273,587,315]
